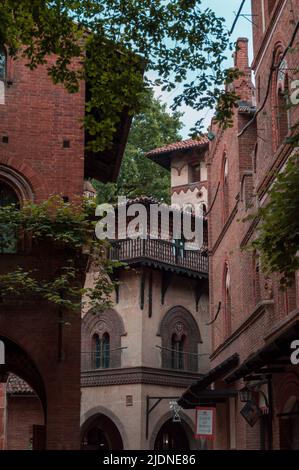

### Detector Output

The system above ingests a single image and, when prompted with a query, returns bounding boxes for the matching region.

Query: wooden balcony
[109,238,208,278]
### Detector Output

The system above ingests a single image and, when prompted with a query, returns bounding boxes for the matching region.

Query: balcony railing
[110,238,208,274]
[81,347,127,372]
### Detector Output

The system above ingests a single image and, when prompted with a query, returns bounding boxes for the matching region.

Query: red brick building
[180,0,299,450]
[0,47,130,449]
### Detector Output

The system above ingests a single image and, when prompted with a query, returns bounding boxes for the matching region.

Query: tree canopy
[0,0,238,153]
[94,89,183,203]
[252,155,299,287]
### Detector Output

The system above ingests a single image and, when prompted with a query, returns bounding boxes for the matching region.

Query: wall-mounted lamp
[239,386,253,403]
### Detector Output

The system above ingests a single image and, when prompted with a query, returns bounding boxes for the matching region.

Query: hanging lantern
[239,386,253,403]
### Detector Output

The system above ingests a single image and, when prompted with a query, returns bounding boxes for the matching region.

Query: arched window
[92,333,110,369]
[273,52,290,148]
[0,181,19,253]
[82,308,125,370]
[171,334,185,370]
[277,82,289,146]
[102,333,110,369]
[222,153,229,222]
[253,256,261,305]
[223,263,232,337]
[0,47,6,82]
[158,307,202,372]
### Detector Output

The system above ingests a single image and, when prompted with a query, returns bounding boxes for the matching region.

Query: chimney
[233,37,253,102]
[234,38,250,73]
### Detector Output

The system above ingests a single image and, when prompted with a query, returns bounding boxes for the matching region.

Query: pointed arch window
[223,263,232,337]
[222,153,229,222]
[0,181,19,253]
[171,334,185,370]
[273,53,290,148]
[92,333,110,369]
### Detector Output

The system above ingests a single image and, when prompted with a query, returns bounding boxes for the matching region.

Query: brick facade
[0,47,127,448]
[208,0,299,450]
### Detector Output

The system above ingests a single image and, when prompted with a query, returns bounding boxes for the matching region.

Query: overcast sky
[153,0,253,138]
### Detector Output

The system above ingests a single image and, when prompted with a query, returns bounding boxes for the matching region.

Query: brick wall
[208,3,299,447]
[0,54,85,201]
[6,396,43,450]
[0,55,85,449]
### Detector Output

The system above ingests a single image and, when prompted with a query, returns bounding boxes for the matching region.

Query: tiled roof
[146,136,209,158]
[237,100,256,114]
[6,374,35,396]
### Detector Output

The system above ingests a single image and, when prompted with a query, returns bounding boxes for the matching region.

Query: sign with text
[195,407,215,440]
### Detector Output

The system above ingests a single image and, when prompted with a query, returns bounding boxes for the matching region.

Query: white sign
[195,407,215,440]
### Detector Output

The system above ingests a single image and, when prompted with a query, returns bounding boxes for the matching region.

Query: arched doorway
[0,335,47,449]
[154,419,190,451]
[280,396,299,450]
[81,414,124,450]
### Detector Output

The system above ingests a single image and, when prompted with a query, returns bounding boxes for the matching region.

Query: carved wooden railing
[109,238,208,274]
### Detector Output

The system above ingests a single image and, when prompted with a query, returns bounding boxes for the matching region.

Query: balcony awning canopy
[225,318,299,384]
[178,353,239,409]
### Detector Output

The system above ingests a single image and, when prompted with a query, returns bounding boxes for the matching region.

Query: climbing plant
[252,154,299,287]
[0,197,122,311]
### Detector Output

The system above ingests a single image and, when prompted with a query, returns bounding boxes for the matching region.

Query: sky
[153,0,253,138]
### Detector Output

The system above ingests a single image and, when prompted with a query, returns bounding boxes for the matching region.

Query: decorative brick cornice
[81,366,203,388]
[251,0,286,71]
[240,216,260,249]
[210,203,238,255]
[171,181,207,195]
[256,142,294,200]
[210,300,274,361]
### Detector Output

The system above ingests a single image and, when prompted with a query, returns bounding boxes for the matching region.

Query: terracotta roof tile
[6,374,35,395]
[146,136,209,158]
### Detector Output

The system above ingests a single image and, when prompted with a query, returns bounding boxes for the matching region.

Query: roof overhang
[225,318,299,384]
[147,140,209,171]
[84,109,132,183]
[178,353,240,409]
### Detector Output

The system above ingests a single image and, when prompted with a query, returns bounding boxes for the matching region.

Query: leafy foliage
[0,0,238,153]
[252,155,299,287]
[0,197,118,311]
[94,90,183,203]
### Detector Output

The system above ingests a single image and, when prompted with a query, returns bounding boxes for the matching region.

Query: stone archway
[150,411,198,451]
[81,411,125,450]
[0,335,46,413]
[0,335,47,450]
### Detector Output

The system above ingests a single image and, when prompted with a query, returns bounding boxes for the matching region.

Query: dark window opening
[0,181,19,253]
[189,164,201,183]
[277,87,289,146]
[222,156,229,222]
[93,333,110,369]
[171,334,185,370]
[224,264,232,337]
